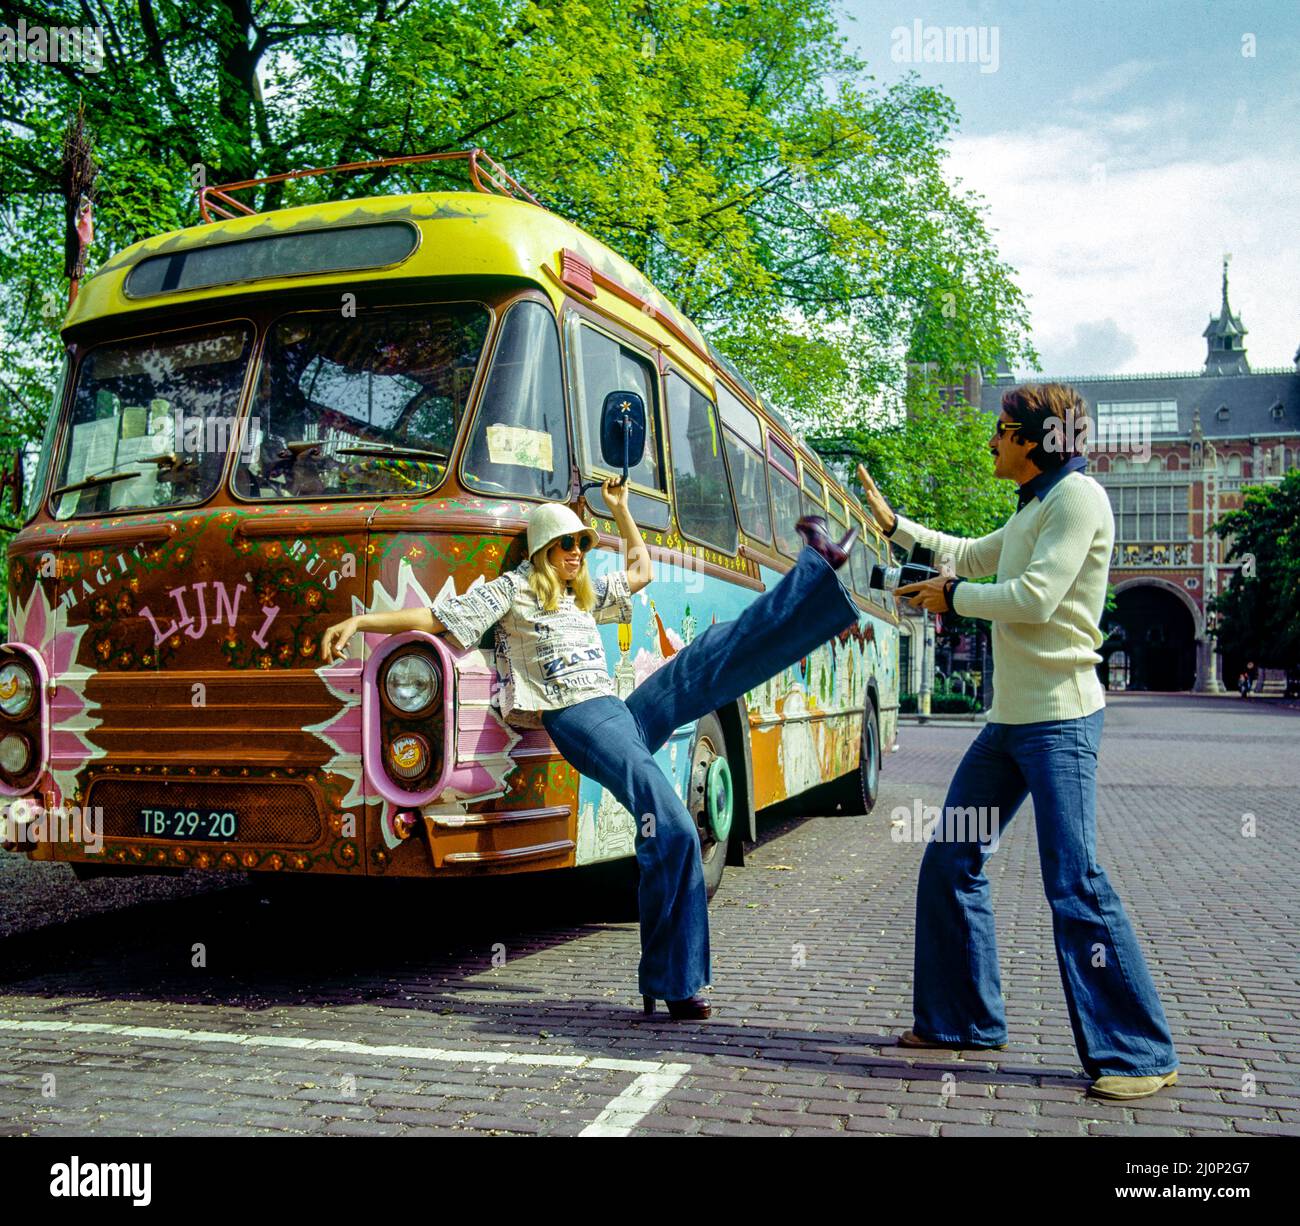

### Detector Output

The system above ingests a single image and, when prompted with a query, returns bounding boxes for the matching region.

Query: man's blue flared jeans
[913,708,1179,1078]
[542,545,858,1001]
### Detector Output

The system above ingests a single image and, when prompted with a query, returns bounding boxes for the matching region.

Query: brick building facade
[979,262,1300,693]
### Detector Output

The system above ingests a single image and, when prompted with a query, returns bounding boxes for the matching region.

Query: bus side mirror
[0,449,22,518]
[579,391,646,496]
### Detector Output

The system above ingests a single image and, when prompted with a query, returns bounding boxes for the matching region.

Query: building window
[1095,399,1179,439]
[1107,483,1189,541]
[1216,405,1230,421]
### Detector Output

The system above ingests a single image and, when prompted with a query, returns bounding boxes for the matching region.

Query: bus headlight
[0,661,35,719]
[0,732,32,775]
[383,652,440,715]
[387,732,431,782]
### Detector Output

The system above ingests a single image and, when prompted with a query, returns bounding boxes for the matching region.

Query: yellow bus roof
[65,190,712,376]
[61,187,884,536]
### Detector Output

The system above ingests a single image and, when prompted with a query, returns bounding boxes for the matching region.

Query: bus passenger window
[235,304,489,500]
[850,531,872,597]
[801,463,826,520]
[463,301,569,501]
[572,321,668,529]
[665,373,738,554]
[768,437,802,558]
[717,385,772,545]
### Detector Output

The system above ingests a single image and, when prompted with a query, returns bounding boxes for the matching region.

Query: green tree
[812,383,1015,540]
[1210,471,1300,669]
[1,0,1035,632]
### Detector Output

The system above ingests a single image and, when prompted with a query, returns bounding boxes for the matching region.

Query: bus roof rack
[197,148,542,223]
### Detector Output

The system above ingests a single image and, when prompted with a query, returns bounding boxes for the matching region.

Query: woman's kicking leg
[627,544,858,755]
[542,696,709,1001]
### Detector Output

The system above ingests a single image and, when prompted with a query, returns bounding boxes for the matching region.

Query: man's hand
[603,474,630,516]
[856,462,896,535]
[895,576,953,613]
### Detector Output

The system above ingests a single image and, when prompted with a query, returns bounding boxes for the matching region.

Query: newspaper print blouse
[430,558,634,729]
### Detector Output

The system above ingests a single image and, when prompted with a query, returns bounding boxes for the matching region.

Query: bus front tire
[689,713,731,901]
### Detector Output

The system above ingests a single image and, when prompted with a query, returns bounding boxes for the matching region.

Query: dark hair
[999,383,1089,471]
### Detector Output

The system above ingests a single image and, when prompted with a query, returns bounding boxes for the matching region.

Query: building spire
[1202,253,1250,375]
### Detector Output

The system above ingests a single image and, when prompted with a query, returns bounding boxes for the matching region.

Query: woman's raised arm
[604,476,652,593]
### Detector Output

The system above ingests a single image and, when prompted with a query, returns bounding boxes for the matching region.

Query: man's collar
[1016,455,1087,511]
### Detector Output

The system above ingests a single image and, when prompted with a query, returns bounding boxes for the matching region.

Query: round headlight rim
[0,730,33,777]
[386,730,432,785]
[0,659,36,720]
[379,650,441,718]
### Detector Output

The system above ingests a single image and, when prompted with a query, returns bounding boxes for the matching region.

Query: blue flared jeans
[542,545,858,1001]
[913,709,1179,1078]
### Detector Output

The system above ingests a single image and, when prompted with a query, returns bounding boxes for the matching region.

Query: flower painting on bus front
[6,577,103,810]
[306,549,526,850]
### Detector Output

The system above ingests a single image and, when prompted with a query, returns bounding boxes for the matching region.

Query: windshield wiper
[52,470,143,497]
[337,445,448,462]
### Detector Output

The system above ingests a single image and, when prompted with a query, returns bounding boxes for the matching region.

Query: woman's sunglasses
[556,534,593,553]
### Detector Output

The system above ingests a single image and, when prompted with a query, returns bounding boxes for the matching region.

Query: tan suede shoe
[898,1028,1007,1051]
[1088,1070,1178,1100]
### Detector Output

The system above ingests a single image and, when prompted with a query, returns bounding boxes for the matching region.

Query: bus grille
[89,779,323,845]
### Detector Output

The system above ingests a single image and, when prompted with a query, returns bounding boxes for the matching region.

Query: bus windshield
[233,303,490,500]
[51,324,252,518]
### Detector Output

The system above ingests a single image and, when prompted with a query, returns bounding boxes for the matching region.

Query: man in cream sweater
[857,383,1179,1101]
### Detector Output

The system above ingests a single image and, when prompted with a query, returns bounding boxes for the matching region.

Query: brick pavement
[0,693,1296,1137]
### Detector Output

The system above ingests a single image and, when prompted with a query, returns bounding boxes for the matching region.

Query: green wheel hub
[704,757,733,842]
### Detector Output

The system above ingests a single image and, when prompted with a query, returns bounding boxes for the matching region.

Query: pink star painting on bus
[7,581,104,805]
[304,560,523,848]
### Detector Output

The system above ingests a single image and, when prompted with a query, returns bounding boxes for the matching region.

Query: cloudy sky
[843,0,1300,377]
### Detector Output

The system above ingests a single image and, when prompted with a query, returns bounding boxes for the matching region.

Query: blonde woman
[321,477,859,1019]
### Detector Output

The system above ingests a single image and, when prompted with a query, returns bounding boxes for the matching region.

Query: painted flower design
[305,560,521,842]
[6,581,104,807]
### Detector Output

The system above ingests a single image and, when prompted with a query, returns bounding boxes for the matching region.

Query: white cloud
[944,118,1300,374]
[1067,59,1156,107]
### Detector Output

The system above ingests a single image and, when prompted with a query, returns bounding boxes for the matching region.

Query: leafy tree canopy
[1211,470,1300,669]
[0,0,1037,628]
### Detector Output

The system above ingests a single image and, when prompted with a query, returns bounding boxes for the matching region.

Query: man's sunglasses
[556,534,594,553]
[994,420,1024,437]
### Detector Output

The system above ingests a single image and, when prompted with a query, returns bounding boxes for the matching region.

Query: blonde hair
[529,545,597,613]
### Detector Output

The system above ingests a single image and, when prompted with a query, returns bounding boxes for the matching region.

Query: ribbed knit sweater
[891,470,1114,724]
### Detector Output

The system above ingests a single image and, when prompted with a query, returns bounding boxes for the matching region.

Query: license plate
[138,807,240,841]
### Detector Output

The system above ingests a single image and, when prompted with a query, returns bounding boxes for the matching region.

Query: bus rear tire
[859,700,881,815]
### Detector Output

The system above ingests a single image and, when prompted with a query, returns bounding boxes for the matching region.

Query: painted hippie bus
[0,150,899,897]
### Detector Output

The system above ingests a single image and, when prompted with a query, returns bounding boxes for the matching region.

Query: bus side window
[800,462,826,520]
[717,384,772,546]
[665,372,738,555]
[767,436,802,558]
[850,529,872,599]
[463,301,570,501]
[569,318,669,530]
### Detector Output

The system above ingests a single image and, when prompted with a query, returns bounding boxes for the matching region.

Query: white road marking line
[0,1019,690,1136]
[577,1068,691,1137]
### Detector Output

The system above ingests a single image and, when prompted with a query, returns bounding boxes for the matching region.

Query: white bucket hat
[526,502,597,559]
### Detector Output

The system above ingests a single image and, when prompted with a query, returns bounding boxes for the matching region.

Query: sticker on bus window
[486,424,553,471]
